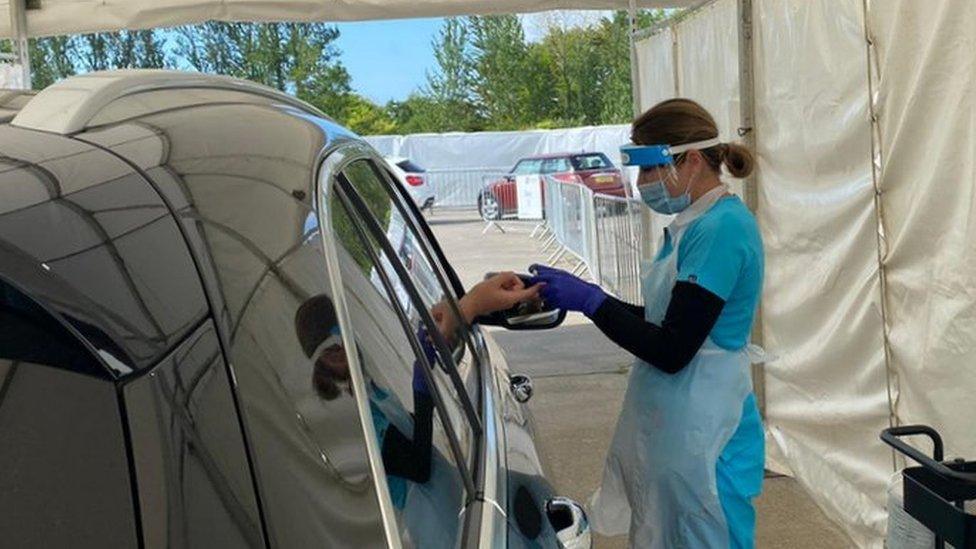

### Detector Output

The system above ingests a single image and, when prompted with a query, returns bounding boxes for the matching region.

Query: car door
[317,144,501,547]
[0,277,139,548]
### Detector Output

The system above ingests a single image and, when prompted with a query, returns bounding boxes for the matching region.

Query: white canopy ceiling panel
[1,0,699,39]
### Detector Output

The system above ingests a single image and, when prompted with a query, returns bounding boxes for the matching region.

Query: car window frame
[314,145,404,549]
[341,159,486,412]
[377,165,467,300]
[330,181,478,481]
[371,161,483,357]
[332,171,482,435]
[315,145,489,548]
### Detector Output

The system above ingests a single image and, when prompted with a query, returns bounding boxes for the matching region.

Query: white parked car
[386,156,435,213]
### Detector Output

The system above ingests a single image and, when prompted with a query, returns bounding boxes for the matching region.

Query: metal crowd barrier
[538,176,648,303]
[419,167,649,302]
[424,168,509,210]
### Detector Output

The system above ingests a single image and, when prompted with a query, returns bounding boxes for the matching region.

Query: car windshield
[510,158,543,175]
[570,153,613,171]
[396,159,426,173]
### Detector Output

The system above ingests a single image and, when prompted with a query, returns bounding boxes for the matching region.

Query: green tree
[468,15,533,130]
[594,10,668,123]
[176,22,351,117]
[386,94,442,134]
[342,95,397,135]
[76,33,112,72]
[28,36,75,89]
[422,18,481,132]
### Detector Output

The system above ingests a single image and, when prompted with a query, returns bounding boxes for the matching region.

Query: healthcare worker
[530,98,765,548]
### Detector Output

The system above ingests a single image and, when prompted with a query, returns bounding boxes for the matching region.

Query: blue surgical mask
[639,179,691,214]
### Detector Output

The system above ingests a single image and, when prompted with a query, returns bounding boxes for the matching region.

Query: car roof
[517,151,606,161]
[0,72,357,379]
[11,70,325,135]
[0,89,37,124]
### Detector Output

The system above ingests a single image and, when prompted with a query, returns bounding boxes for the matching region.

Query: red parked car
[478,152,627,220]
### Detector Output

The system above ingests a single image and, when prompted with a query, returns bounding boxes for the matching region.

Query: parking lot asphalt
[427,209,853,548]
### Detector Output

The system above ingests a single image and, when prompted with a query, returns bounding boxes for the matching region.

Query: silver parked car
[0,71,590,549]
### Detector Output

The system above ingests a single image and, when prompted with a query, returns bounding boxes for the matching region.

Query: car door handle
[509,374,533,403]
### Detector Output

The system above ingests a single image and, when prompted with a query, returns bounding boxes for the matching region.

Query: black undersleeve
[381,392,435,483]
[589,281,726,374]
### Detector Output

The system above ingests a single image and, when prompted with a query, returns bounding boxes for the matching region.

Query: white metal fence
[424,168,508,210]
[537,175,649,303]
[418,166,650,303]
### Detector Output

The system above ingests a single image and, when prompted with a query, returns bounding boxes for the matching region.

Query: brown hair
[631,98,754,179]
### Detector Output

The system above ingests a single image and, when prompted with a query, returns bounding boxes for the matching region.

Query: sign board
[515,174,544,220]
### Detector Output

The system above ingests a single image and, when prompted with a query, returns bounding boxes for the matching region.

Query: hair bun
[722,142,755,178]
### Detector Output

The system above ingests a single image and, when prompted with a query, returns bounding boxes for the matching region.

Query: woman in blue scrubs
[530,98,765,548]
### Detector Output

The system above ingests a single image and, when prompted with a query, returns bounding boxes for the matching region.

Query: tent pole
[628,0,641,117]
[737,0,765,417]
[9,0,31,89]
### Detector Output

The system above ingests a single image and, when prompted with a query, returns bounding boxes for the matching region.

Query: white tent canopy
[1,0,695,39]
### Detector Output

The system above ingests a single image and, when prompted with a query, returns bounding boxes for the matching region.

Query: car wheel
[479,193,501,220]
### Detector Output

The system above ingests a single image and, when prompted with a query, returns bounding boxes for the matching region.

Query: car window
[542,157,572,174]
[571,153,613,171]
[0,279,138,548]
[511,158,543,175]
[328,176,474,548]
[396,160,426,173]
[338,161,480,401]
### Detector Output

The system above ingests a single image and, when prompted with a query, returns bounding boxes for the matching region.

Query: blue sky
[333,18,444,105]
[332,12,608,105]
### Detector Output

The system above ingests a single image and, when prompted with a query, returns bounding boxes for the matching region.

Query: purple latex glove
[412,325,438,395]
[528,264,607,317]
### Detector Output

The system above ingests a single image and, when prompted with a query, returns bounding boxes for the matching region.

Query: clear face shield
[620,137,721,214]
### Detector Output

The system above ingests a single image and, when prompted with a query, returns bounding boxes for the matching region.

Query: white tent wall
[753,1,891,546]
[364,125,631,171]
[634,27,676,109]
[673,0,742,198]
[870,1,976,463]
[635,0,976,546]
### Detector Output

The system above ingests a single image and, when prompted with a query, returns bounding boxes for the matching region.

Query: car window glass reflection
[337,161,479,401]
[297,291,464,548]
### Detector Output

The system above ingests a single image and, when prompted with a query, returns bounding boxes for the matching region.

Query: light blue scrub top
[656,195,764,350]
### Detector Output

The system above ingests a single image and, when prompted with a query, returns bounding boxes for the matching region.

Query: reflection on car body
[0,70,590,549]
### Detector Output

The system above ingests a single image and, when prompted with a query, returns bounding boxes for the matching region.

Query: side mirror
[478,271,567,331]
[485,291,566,330]
[503,307,565,329]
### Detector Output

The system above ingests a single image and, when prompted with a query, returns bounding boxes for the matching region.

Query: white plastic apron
[589,186,753,548]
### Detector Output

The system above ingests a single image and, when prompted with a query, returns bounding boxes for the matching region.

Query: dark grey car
[0,71,590,548]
